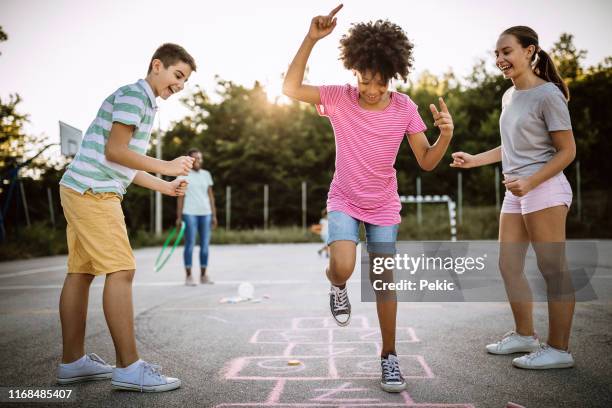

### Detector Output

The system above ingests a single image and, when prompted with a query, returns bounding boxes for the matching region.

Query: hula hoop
[154,221,186,272]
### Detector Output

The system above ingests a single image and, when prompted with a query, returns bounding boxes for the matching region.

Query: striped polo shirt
[317,84,427,226]
[60,79,157,197]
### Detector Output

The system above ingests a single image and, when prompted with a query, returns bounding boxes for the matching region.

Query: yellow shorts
[60,186,135,275]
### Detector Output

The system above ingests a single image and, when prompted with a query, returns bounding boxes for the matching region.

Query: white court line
[0,265,67,279]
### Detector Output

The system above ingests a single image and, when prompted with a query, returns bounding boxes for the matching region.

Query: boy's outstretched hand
[307,4,343,41]
[165,156,195,176]
[429,97,453,138]
[165,179,188,197]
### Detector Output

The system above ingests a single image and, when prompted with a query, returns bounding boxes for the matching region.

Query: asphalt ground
[0,242,611,408]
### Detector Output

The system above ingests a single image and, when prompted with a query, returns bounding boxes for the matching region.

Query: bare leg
[103,270,139,368]
[185,267,192,277]
[524,205,574,350]
[59,273,95,363]
[326,240,357,286]
[499,212,533,336]
[369,255,397,356]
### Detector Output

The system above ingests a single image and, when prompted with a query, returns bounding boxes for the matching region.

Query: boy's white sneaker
[111,360,180,392]
[185,275,197,286]
[512,344,575,369]
[486,331,539,355]
[56,353,113,384]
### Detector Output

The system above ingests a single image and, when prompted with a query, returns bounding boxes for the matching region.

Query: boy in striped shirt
[57,43,196,392]
[283,6,454,392]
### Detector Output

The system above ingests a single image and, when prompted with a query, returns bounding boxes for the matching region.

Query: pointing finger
[328,4,343,18]
[439,97,449,113]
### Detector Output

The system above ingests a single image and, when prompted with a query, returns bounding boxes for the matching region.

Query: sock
[60,354,86,367]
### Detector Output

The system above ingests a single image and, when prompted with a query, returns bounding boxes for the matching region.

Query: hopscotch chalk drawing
[217,316,474,407]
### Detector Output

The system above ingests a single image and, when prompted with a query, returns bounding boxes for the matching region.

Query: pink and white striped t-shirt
[316,84,427,226]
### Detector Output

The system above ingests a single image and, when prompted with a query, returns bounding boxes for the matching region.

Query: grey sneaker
[185,275,197,286]
[380,354,406,392]
[329,284,351,326]
[57,353,113,384]
[111,360,181,392]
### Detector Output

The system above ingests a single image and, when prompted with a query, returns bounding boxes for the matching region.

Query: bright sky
[1,0,611,155]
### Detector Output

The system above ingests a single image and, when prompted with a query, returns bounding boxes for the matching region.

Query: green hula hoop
[154,221,186,272]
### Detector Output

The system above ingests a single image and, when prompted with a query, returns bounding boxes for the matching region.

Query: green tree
[549,33,587,81]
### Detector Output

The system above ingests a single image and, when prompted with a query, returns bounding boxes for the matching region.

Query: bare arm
[282,4,343,104]
[408,132,452,171]
[528,130,576,185]
[408,97,455,171]
[133,171,188,196]
[450,146,502,168]
[208,186,218,228]
[504,130,575,196]
[176,194,184,226]
[105,122,194,176]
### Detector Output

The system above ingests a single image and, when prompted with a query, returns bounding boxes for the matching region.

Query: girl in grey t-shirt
[450,26,577,370]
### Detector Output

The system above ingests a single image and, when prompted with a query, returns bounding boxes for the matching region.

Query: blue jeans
[327,210,399,254]
[183,214,212,268]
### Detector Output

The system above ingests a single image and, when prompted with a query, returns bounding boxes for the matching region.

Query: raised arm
[282,4,343,104]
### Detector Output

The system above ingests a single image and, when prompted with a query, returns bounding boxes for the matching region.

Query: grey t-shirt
[499,82,572,177]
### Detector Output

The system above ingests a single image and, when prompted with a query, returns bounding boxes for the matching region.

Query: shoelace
[138,362,164,392]
[331,286,349,312]
[381,358,402,382]
[87,353,109,367]
[525,344,549,360]
[498,331,518,345]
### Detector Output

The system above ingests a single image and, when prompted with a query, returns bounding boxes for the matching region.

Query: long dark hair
[502,26,569,100]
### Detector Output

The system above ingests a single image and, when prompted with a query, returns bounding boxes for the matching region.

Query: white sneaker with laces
[111,360,181,392]
[380,354,406,393]
[486,331,539,355]
[512,344,574,369]
[56,353,113,384]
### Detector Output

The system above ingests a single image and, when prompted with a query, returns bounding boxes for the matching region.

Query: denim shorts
[327,210,399,254]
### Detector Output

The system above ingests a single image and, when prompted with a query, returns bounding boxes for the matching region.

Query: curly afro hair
[339,20,414,83]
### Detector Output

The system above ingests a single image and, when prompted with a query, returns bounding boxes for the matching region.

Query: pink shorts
[501,172,572,215]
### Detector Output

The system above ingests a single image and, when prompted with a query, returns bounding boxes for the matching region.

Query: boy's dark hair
[339,20,414,83]
[187,148,201,156]
[148,43,197,74]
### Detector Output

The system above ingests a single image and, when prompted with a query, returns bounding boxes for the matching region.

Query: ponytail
[533,49,570,101]
[502,26,570,101]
